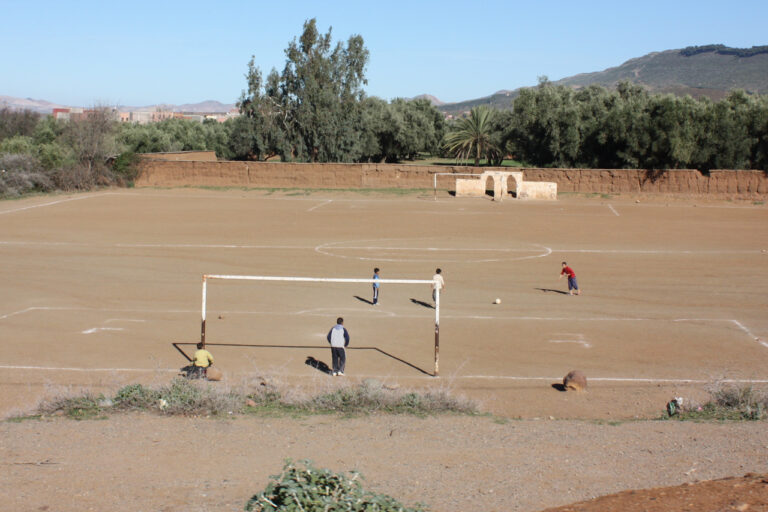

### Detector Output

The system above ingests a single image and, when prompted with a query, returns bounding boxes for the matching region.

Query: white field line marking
[0,306,751,326]
[730,320,768,348]
[0,194,103,215]
[111,242,304,250]
[1,365,766,384]
[0,306,38,320]
[295,307,397,317]
[549,333,591,348]
[0,306,199,320]
[0,364,765,383]
[0,365,177,373]
[608,204,620,216]
[318,245,545,252]
[3,307,765,350]
[82,327,125,334]
[307,199,332,212]
[315,239,552,263]
[552,249,759,255]
[0,239,760,256]
[451,376,768,383]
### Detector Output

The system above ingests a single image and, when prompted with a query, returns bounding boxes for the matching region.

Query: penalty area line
[443,375,768,384]
[307,199,333,212]
[0,193,108,216]
[0,365,178,373]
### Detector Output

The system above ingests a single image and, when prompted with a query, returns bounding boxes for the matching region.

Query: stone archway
[485,175,496,198]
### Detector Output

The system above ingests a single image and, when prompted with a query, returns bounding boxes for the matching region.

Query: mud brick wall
[138,151,218,162]
[135,159,767,198]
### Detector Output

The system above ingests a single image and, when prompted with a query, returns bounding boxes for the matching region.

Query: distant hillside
[438,44,768,116]
[0,95,66,114]
[118,100,237,113]
[411,94,445,106]
[0,96,236,114]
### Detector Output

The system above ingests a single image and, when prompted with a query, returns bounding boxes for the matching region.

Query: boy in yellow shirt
[191,342,214,379]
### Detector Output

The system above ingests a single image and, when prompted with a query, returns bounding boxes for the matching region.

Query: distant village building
[52,106,239,124]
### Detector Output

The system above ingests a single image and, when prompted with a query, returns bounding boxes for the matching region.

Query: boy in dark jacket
[326,317,350,376]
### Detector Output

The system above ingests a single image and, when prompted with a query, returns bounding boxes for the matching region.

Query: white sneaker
[337,372,345,376]
[332,372,338,376]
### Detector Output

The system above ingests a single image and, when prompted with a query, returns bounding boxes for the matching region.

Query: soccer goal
[200,274,443,376]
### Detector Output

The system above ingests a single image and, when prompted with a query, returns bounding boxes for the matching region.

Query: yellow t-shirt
[193,349,214,367]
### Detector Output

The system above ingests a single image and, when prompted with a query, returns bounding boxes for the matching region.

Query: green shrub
[111,151,139,185]
[157,377,242,416]
[38,394,105,420]
[113,383,161,410]
[245,460,427,512]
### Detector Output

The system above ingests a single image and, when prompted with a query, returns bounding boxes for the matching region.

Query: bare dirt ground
[3,415,768,512]
[1,188,767,510]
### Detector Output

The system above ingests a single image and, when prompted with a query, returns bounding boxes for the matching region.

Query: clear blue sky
[2,0,766,107]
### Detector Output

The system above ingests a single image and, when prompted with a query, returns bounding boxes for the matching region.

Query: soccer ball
[494,298,501,304]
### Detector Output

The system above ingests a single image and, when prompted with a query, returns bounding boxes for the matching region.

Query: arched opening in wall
[506,176,518,198]
[485,176,495,198]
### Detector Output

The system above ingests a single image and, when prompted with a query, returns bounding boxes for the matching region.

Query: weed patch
[24,378,477,420]
[668,384,767,421]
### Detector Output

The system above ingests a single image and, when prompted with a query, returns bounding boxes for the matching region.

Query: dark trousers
[372,285,379,304]
[331,347,346,373]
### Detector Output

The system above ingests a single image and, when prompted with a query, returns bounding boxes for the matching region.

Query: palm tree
[442,106,501,166]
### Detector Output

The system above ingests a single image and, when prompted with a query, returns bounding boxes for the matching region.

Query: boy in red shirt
[559,262,581,295]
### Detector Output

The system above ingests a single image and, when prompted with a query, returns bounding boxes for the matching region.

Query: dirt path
[2,414,767,511]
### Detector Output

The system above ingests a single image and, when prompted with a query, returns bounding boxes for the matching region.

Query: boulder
[563,370,587,391]
[206,366,223,381]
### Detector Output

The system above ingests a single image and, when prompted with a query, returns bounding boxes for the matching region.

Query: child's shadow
[535,288,569,295]
[305,356,333,375]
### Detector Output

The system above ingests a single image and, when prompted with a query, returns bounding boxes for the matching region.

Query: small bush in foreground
[245,460,427,512]
[670,384,767,421]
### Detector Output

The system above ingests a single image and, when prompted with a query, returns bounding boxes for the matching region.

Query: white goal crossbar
[200,274,442,376]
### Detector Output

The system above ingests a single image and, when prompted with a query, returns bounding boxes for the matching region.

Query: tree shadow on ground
[410,298,434,309]
[535,288,569,295]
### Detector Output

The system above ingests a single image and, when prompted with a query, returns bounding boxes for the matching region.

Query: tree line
[475,80,768,171]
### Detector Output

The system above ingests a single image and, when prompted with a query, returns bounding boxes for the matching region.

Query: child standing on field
[372,267,380,305]
[326,317,350,376]
[559,262,581,295]
[432,268,445,305]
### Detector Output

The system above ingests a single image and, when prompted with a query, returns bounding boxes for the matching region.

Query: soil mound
[541,473,768,512]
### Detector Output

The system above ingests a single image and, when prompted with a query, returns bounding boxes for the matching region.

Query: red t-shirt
[561,266,576,278]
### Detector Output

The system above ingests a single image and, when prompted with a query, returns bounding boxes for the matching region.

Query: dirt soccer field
[1,188,767,418]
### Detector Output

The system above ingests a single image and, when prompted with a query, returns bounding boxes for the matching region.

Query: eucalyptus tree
[238,18,369,162]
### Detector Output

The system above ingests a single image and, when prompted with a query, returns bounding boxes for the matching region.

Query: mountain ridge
[435,44,768,115]
[2,44,766,115]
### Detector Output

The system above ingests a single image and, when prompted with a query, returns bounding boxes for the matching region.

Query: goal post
[200,274,442,376]
[433,172,482,201]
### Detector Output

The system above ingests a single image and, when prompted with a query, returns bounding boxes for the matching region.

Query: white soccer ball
[494,298,501,304]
